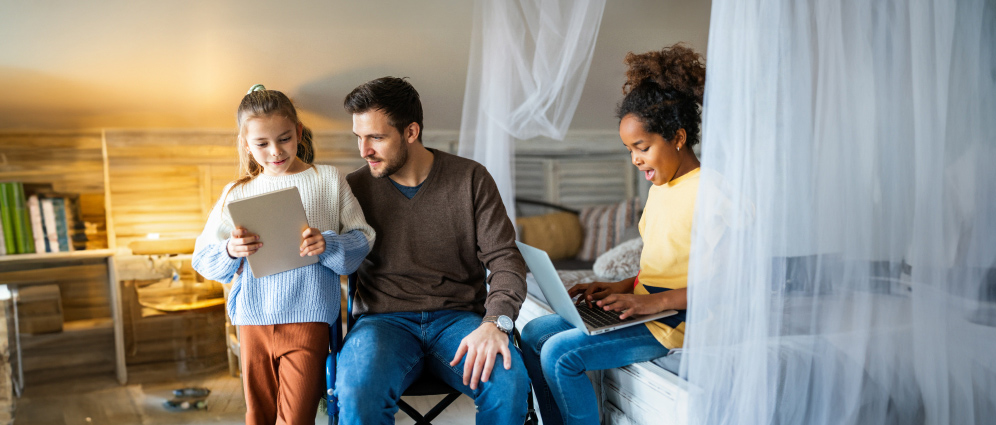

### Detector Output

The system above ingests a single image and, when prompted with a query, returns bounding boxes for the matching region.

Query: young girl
[192,85,375,425]
[520,44,705,425]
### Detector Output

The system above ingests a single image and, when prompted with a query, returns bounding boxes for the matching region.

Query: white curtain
[459,0,606,221]
[685,1,996,424]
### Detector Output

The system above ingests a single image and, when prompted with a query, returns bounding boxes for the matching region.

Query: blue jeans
[520,314,674,425]
[335,310,530,425]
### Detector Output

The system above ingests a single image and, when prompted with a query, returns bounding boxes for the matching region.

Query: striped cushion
[577,198,641,261]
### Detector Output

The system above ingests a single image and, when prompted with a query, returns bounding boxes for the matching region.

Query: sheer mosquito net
[684,1,996,424]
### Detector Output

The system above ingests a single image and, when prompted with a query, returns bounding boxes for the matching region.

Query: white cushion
[593,237,643,281]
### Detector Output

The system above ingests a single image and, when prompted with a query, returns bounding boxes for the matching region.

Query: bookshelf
[0,249,113,264]
[0,132,120,390]
[0,131,106,248]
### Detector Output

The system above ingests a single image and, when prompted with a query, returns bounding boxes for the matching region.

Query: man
[336,76,530,425]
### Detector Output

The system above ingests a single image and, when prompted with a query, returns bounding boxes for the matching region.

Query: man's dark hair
[344,76,424,142]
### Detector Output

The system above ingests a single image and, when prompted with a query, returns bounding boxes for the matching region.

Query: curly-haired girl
[521,43,705,425]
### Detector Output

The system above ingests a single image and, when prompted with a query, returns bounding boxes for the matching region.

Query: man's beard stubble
[368,144,408,179]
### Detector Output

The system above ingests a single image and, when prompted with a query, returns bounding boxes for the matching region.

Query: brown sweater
[346,149,527,320]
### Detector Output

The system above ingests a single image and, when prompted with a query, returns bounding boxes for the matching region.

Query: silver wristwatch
[482,315,514,334]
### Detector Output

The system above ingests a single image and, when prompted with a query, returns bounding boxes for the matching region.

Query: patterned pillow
[576,197,641,261]
[593,237,643,281]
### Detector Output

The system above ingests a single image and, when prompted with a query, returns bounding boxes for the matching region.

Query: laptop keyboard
[575,303,630,329]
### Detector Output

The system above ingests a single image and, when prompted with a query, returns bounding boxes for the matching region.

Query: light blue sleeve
[317,229,370,276]
[192,239,243,281]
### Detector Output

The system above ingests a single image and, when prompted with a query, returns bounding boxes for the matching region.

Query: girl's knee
[521,314,569,352]
[521,320,545,354]
[539,335,585,376]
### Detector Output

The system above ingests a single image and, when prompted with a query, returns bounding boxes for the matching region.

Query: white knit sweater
[192,164,375,326]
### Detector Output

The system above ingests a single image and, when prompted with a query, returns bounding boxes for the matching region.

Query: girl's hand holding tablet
[227,226,261,257]
[300,227,326,257]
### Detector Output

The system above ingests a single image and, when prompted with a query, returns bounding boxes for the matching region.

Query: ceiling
[0,0,711,131]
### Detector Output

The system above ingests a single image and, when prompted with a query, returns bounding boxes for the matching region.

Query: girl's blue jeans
[520,313,678,425]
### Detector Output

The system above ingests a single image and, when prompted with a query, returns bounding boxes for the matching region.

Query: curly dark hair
[344,76,424,142]
[616,43,706,147]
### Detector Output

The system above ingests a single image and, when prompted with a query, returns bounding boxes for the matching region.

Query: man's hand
[300,227,326,257]
[597,293,667,320]
[227,227,261,258]
[449,323,511,390]
[567,278,634,308]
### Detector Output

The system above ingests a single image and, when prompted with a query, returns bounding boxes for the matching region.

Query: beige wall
[0,0,711,131]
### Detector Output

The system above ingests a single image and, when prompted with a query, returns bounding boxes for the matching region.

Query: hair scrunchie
[247,84,266,94]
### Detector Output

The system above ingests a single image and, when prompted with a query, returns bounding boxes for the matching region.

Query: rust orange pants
[239,322,329,425]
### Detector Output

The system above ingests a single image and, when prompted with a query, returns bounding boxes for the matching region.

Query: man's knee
[334,375,384,406]
[477,362,531,409]
[334,323,400,416]
[334,366,399,424]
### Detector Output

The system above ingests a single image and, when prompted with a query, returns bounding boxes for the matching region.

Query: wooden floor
[13,370,479,425]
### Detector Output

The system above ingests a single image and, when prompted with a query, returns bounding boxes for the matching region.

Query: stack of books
[0,181,88,256]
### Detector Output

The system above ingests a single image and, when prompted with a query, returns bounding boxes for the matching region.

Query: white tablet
[227,186,319,278]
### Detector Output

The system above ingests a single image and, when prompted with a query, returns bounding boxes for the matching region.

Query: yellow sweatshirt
[634,167,699,349]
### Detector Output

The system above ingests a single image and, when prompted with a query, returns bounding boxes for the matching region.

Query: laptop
[516,241,677,335]
[227,186,318,278]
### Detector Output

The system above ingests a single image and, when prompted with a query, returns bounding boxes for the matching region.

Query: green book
[12,182,35,254]
[0,183,16,254]
[0,208,6,255]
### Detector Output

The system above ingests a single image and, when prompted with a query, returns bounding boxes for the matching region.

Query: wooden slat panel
[110,204,202,215]
[0,263,111,321]
[0,264,105,284]
[112,178,202,193]
[21,319,116,385]
[125,310,227,365]
[0,131,105,195]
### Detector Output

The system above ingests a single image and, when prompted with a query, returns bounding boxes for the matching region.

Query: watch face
[497,315,513,332]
